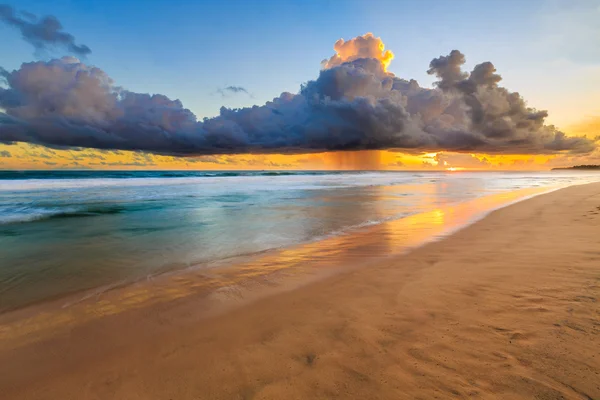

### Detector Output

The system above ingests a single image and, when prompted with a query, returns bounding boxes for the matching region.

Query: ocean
[0,170,598,312]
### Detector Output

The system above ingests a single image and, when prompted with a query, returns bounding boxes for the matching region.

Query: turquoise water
[0,170,598,311]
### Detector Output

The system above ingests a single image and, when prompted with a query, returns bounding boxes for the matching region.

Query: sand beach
[1,182,599,399]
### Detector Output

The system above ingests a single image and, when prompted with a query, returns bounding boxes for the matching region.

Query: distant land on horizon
[552,165,600,170]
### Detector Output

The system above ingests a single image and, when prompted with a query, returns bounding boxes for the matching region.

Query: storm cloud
[0,4,91,56]
[0,33,595,155]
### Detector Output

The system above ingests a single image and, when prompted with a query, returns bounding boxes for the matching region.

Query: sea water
[0,170,597,311]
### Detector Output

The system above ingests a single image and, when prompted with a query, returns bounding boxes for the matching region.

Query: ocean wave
[0,170,333,181]
[0,172,420,192]
[0,205,127,225]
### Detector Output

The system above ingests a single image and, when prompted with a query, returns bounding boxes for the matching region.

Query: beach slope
[1,183,599,399]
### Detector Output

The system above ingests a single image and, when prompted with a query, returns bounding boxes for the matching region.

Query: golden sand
[1,183,599,399]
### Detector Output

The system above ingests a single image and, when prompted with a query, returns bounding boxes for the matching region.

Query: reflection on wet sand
[0,185,552,348]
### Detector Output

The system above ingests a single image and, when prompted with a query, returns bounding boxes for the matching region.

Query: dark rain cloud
[0,33,595,156]
[0,4,91,56]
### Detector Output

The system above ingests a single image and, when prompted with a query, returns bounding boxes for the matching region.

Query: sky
[0,0,599,170]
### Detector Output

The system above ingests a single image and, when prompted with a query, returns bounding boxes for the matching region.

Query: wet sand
[1,182,599,399]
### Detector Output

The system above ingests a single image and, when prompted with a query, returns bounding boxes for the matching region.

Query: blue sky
[1,0,599,127]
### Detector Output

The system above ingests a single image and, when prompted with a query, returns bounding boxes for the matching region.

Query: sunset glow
[0,3,598,171]
[1,2,600,397]
[2,142,593,171]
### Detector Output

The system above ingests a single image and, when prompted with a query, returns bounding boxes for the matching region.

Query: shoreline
[2,171,597,315]
[0,185,558,342]
[1,182,599,399]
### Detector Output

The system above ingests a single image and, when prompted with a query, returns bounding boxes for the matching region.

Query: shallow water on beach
[0,170,598,312]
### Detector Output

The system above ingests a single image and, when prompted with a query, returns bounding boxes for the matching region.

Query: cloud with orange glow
[322,32,394,72]
[0,13,596,159]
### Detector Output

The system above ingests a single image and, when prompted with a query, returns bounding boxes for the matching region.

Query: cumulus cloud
[0,4,91,57]
[0,34,595,156]
[322,33,394,72]
[426,50,586,153]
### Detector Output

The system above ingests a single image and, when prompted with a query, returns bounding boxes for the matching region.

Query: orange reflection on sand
[0,185,554,348]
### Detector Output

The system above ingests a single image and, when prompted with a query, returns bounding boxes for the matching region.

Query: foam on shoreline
[0,184,560,347]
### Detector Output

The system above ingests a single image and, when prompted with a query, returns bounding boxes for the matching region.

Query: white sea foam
[0,205,85,225]
[0,173,420,192]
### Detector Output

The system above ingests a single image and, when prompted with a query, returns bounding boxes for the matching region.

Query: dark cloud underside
[0,32,595,156]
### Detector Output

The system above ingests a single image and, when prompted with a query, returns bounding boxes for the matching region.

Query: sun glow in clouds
[322,32,395,72]
[0,8,597,171]
[0,31,595,158]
